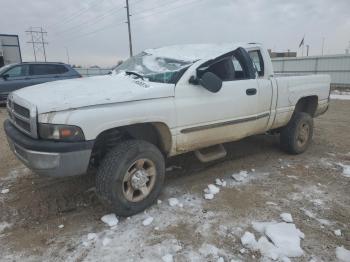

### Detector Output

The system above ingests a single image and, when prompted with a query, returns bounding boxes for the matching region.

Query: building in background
[0,34,22,67]
[272,54,350,89]
[268,49,297,58]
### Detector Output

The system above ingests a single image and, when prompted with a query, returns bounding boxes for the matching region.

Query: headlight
[39,124,85,141]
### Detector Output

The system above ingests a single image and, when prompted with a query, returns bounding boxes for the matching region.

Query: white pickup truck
[4,43,330,216]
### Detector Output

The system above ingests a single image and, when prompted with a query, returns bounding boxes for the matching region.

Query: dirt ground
[0,100,349,261]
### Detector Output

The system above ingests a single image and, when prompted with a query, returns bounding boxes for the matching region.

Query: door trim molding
[180,112,270,134]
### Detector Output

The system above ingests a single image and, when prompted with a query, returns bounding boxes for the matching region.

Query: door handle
[246,88,257,96]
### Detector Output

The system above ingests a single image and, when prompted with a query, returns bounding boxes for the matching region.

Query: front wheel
[280,112,314,154]
[96,140,165,217]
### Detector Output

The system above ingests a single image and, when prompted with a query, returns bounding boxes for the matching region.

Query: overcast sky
[1,0,349,67]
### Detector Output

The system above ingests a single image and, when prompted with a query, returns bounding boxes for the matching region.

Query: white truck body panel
[14,74,175,114]
[8,43,331,157]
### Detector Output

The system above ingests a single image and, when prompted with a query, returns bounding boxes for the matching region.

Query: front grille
[14,116,31,132]
[7,96,37,138]
[13,103,30,118]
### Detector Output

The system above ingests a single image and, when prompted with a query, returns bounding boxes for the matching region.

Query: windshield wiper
[125,71,144,80]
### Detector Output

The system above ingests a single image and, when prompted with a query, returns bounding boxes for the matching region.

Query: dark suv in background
[0,62,81,103]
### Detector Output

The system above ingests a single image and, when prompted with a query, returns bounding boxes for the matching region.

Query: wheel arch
[293,95,318,117]
[90,122,173,167]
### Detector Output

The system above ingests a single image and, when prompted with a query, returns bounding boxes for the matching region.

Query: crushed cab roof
[144,43,260,62]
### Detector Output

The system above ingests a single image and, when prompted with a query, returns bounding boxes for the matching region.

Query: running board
[195,144,227,163]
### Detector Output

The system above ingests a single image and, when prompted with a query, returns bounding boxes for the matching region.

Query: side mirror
[199,72,222,93]
[2,74,9,80]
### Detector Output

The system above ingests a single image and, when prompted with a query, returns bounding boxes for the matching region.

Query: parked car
[0,62,81,103]
[4,43,330,216]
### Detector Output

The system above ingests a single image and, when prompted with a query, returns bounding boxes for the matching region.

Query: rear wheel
[280,112,313,154]
[96,140,165,216]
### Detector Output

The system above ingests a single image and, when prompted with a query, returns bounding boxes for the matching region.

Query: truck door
[248,50,275,131]
[175,48,269,153]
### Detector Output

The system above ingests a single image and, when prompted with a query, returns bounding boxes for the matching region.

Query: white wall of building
[0,34,22,66]
[272,54,350,88]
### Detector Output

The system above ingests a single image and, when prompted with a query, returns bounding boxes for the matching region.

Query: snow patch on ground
[241,231,258,250]
[1,188,9,194]
[301,208,332,226]
[101,214,119,227]
[215,178,226,187]
[265,222,304,257]
[0,222,12,234]
[280,213,293,223]
[142,217,154,226]
[87,233,97,241]
[334,229,342,236]
[60,192,248,262]
[203,184,220,200]
[161,254,173,262]
[168,198,183,207]
[232,170,248,182]
[243,215,304,260]
[204,184,220,195]
[336,246,350,261]
[337,163,350,177]
[228,170,269,187]
[252,221,277,234]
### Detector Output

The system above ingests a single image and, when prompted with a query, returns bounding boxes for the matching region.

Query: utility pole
[306,45,310,56]
[125,0,133,57]
[28,27,37,61]
[40,27,47,61]
[65,47,70,65]
[26,27,48,62]
[321,37,325,56]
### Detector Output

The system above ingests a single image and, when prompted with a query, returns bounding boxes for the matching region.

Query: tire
[280,112,314,154]
[96,140,165,217]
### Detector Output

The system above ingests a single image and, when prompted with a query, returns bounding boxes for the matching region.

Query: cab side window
[206,59,235,81]
[205,54,249,81]
[248,50,264,77]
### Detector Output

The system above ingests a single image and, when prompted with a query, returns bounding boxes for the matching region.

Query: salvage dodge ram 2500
[4,43,330,216]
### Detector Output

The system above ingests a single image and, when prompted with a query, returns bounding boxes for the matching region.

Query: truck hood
[13,73,175,114]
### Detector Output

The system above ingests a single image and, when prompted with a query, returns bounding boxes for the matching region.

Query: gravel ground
[0,100,349,261]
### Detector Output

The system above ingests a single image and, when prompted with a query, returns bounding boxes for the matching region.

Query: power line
[59,0,206,44]
[53,0,179,41]
[54,0,177,40]
[47,0,104,29]
[132,0,182,16]
[52,4,126,38]
[132,0,205,23]
[26,27,48,62]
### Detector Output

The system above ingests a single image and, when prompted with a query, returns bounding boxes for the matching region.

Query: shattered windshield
[114,52,193,84]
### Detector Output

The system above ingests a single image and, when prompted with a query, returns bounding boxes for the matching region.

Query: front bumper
[4,119,94,177]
